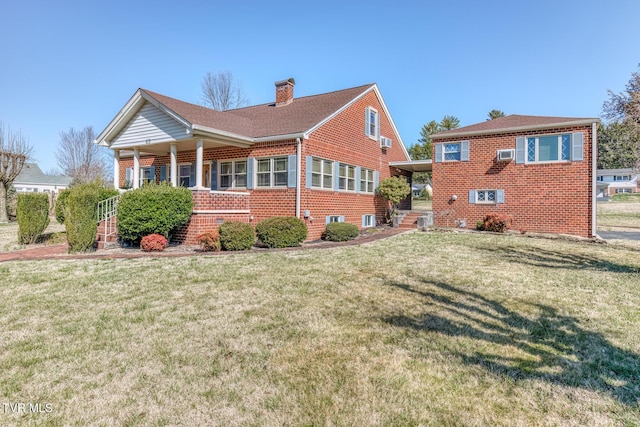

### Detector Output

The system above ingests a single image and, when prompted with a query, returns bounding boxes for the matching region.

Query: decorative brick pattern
[432,125,594,237]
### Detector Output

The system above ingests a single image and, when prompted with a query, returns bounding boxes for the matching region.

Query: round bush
[117,183,193,243]
[17,193,50,244]
[255,216,307,248]
[140,233,168,252]
[323,222,359,242]
[219,222,255,251]
[197,230,221,252]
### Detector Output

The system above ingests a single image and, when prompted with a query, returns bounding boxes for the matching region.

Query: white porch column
[196,139,203,189]
[113,150,120,189]
[133,149,140,189]
[170,143,177,187]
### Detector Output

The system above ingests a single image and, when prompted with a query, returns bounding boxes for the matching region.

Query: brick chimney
[275,78,295,106]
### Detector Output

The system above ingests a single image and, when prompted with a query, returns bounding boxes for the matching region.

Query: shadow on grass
[384,280,640,406]
[473,244,640,273]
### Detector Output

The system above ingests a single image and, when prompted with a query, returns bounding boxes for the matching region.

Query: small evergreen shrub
[55,189,70,224]
[255,216,307,248]
[219,221,255,251]
[65,183,100,253]
[140,233,168,252]
[481,213,514,233]
[323,222,359,242]
[197,230,221,252]
[476,220,485,231]
[117,183,193,243]
[17,193,50,244]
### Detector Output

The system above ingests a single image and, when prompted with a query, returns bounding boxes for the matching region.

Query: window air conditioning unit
[497,149,514,161]
[380,137,392,149]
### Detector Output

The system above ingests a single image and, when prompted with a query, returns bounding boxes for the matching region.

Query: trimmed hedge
[17,193,50,244]
[65,183,100,253]
[219,222,255,251]
[117,183,193,243]
[56,182,116,225]
[255,216,307,248]
[55,189,70,224]
[323,222,359,242]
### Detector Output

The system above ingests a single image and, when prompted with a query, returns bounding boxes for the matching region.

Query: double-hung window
[179,164,191,187]
[365,107,379,140]
[257,157,288,188]
[360,168,374,193]
[339,164,356,191]
[220,160,247,189]
[311,158,333,189]
[139,167,152,187]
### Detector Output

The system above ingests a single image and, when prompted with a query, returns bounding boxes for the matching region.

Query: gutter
[432,119,600,140]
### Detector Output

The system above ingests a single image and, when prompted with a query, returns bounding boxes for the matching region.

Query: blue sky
[1,0,639,173]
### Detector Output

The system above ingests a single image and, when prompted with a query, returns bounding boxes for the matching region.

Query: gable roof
[432,115,599,139]
[15,163,72,186]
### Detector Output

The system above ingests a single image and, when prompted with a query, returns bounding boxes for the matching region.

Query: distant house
[596,168,639,197]
[14,163,72,193]
[94,79,421,243]
[431,115,599,238]
[412,183,432,197]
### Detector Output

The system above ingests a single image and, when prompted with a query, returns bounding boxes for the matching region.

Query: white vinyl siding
[111,102,189,147]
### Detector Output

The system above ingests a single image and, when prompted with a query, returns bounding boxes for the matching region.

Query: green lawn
[1,232,639,426]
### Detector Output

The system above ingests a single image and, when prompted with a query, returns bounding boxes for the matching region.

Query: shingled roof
[15,163,72,186]
[432,114,599,139]
[141,83,375,139]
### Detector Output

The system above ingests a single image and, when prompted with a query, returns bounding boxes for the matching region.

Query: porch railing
[97,195,120,242]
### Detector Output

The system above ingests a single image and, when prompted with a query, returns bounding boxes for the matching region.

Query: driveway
[598,231,640,241]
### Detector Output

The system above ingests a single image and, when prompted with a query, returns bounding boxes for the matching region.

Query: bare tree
[55,126,109,185]
[0,122,32,222]
[200,71,249,111]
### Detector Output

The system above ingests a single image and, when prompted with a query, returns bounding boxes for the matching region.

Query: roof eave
[432,118,600,140]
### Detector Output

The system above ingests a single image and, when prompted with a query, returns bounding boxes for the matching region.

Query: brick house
[94,79,413,243]
[431,115,599,238]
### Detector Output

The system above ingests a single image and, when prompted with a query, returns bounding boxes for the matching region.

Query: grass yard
[598,194,640,231]
[0,231,638,426]
[0,218,65,253]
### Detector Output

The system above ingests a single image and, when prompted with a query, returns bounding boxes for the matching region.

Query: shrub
[476,220,485,231]
[55,189,70,224]
[140,233,168,252]
[65,183,100,253]
[16,193,50,244]
[219,221,255,251]
[197,230,221,252]
[481,213,514,233]
[377,176,411,218]
[323,222,359,242]
[117,183,193,243]
[255,216,307,248]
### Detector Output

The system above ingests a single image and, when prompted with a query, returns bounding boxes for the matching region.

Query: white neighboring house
[596,168,639,197]
[14,163,72,193]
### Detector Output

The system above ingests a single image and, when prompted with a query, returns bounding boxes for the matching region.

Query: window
[179,164,191,187]
[339,164,356,191]
[362,214,375,228]
[597,176,604,182]
[220,160,247,189]
[526,134,571,162]
[139,167,152,187]
[257,157,288,188]
[311,158,333,189]
[469,189,504,204]
[360,168,374,193]
[444,143,461,161]
[614,175,631,181]
[615,188,632,194]
[365,107,379,140]
[326,215,345,224]
[476,190,496,204]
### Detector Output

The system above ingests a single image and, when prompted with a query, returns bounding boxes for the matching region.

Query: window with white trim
[362,214,375,227]
[311,157,333,189]
[257,157,288,188]
[139,167,152,187]
[339,164,356,191]
[615,188,632,194]
[527,134,571,162]
[366,107,379,140]
[597,176,604,182]
[469,189,504,204]
[444,143,461,161]
[614,175,631,181]
[220,160,247,189]
[179,164,191,187]
[360,168,374,193]
[326,215,344,224]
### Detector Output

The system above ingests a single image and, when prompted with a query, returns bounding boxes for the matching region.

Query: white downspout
[296,137,302,218]
[591,122,598,237]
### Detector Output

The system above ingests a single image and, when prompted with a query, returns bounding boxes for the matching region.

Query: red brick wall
[432,124,595,237]
[115,88,410,242]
